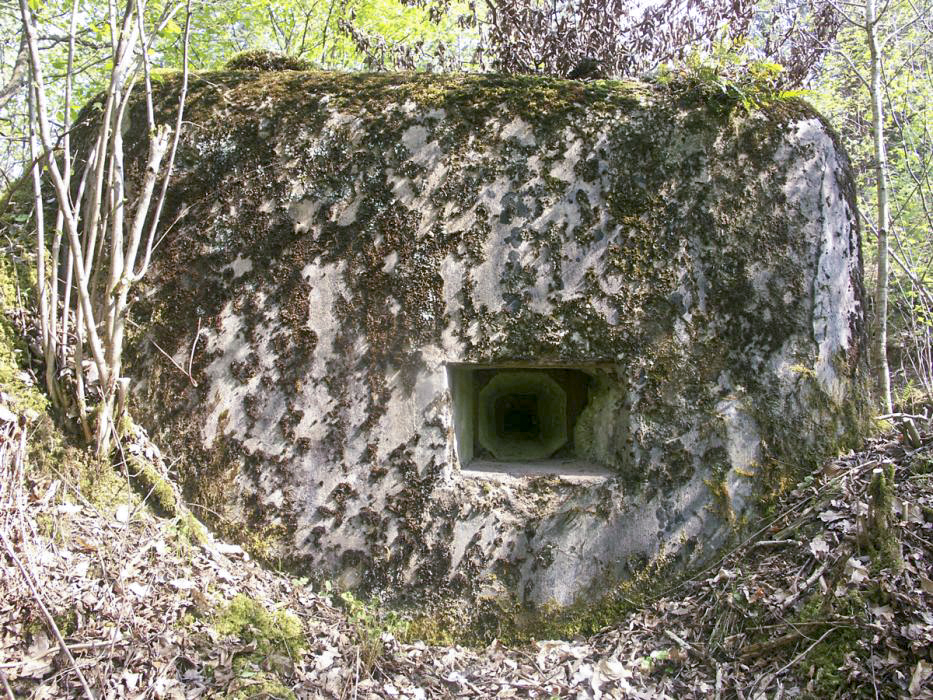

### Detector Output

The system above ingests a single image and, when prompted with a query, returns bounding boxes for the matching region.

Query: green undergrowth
[658,55,811,111]
[0,235,46,419]
[204,595,302,700]
[338,589,409,672]
[795,593,865,698]
[222,671,296,700]
[0,223,128,511]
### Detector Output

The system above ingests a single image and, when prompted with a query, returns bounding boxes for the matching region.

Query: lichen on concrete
[115,71,870,612]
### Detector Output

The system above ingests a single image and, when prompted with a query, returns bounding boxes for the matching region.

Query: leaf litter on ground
[1,402,932,699]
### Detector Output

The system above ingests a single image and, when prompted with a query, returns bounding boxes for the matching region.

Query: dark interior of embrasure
[447,365,613,476]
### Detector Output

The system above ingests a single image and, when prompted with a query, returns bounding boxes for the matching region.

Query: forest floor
[1,397,931,699]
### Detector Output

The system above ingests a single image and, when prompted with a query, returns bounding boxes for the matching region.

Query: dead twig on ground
[0,669,15,700]
[779,562,830,612]
[751,539,801,549]
[770,627,839,682]
[665,629,717,667]
[0,529,96,699]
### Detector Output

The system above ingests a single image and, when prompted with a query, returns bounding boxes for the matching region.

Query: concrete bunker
[119,71,870,608]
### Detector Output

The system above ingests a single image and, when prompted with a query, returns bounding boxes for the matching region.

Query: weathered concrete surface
[122,72,870,608]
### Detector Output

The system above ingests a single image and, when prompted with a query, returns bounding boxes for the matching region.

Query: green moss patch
[214,594,306,658]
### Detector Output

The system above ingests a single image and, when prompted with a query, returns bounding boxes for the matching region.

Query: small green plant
[788,591,868,697]
[36,513,67,544]
[636,648,671,673]
[658,43,809,111]
[801,623,862,697]
[53,608,78,637]
[339,591,409,671]
[910,454,933,476]
[214,597,303,700]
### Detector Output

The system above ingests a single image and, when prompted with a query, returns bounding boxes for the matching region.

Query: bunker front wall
[121,72,869,607]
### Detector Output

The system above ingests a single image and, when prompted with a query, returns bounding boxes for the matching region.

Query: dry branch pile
[1,402,931,699]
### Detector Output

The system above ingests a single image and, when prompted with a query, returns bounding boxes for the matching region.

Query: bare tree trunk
[866,0,893,413]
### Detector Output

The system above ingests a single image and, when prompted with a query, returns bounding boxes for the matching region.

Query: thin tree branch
[0,33,28,112]
[133,0,191,282]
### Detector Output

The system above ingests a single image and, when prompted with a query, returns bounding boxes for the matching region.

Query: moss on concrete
[401,547,680,646]
[0,233,48,419]
[104,68,870,610]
